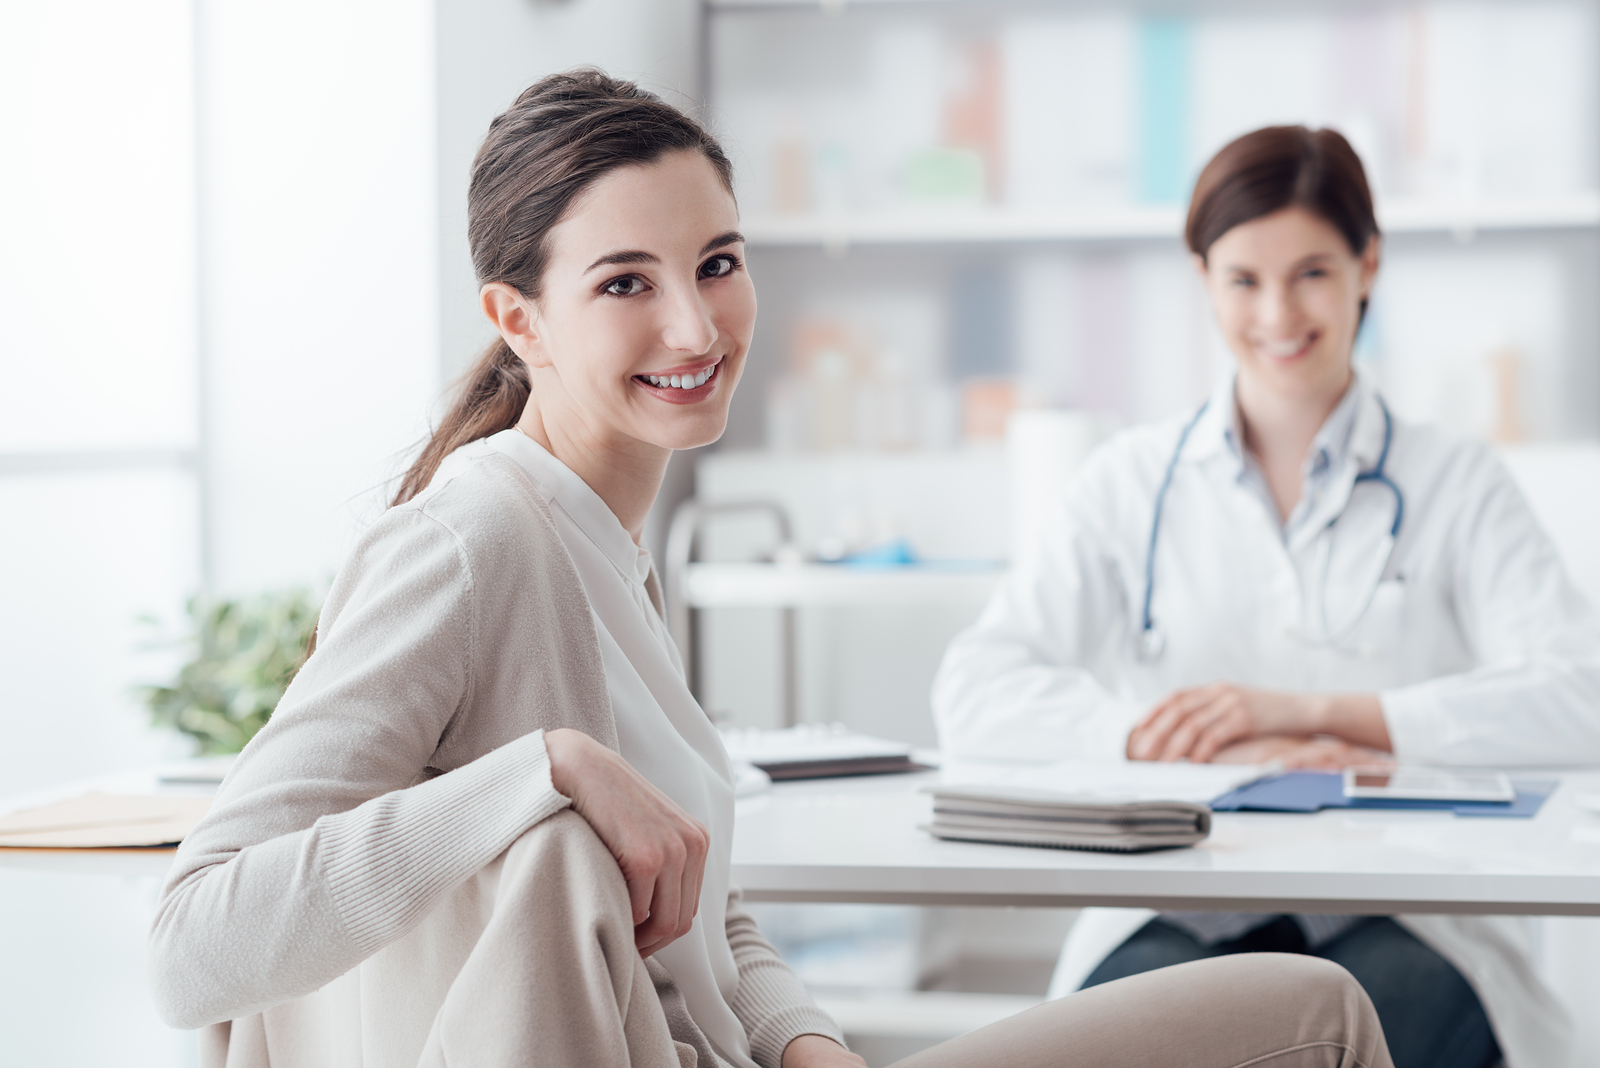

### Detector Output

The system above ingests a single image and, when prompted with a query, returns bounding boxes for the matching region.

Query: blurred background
[3,0,1600,1064]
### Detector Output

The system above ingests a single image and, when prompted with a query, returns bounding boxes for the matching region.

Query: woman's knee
[499,809,632,923]
[1172,954,1390,1066]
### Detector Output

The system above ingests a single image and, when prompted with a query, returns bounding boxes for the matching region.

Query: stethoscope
[1136,395,1404,661]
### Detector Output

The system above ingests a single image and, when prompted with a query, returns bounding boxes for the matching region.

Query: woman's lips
[1258,333,1318,361]
[633,359,721,403]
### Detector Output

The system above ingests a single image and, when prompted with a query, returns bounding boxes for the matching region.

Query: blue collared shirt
[1221,374,1365,541]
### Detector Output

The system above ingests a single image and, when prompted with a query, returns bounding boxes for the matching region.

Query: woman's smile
[633,356,723,403]
[1255,332,1320,363]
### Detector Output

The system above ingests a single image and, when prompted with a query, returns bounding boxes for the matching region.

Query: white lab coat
[932,377,1600,1068]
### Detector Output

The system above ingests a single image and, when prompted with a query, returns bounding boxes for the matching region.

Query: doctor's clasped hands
[1127,683,1393,766]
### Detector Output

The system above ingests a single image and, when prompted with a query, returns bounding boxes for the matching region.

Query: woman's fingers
[1190,712,1252,763]
[636,846,684,953]
[675,821,708,945]
[544,728,711,957]
[1152,691,1234,761]
[1131,690,1205,758]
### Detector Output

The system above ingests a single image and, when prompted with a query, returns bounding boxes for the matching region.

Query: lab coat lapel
[1290,389,1400,643]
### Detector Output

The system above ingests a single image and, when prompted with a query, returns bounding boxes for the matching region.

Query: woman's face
[1197,206,1379,403]
[490,150,755,452]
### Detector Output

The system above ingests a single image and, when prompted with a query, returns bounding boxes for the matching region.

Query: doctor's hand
[544,727,711,958]
[1208,734,1395,769]
[1127,684,1391,763]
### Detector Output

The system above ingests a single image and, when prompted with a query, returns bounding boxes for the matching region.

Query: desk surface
[12,765,1600,916]
[730,769,1600,916]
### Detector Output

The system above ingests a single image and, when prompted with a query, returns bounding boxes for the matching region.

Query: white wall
[0,0,201,794]
[199,0,440,596]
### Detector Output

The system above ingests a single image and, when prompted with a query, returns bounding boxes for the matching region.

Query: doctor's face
[1197,206,1379,404]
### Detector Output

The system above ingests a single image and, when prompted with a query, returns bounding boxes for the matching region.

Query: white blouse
[476,428,755,1068]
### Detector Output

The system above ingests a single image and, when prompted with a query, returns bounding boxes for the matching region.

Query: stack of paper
[0,792,211,849]
[720,723,927,780]
[923,761,1276,853]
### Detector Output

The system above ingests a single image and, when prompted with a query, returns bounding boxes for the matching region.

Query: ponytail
[392,338,530,506]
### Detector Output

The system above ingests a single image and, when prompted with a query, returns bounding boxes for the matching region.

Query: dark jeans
[1083,916,1500,1068]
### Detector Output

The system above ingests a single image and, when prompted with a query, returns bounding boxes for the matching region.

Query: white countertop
[14,762,1600,916]
[730,768,1600,916]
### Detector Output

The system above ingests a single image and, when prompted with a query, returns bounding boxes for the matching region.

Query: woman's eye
[1231,276,1256,288]
[699,254,740,280]
[1303,268,1328,280]
[604,276,647,297]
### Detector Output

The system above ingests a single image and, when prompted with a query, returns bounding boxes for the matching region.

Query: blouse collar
[485,429,653,587]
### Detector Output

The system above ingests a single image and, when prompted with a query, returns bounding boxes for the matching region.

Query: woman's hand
[1127,684,1390,763]
[781,1035,868,1068]
[544,727,711,957]
[1208,734,1395,769]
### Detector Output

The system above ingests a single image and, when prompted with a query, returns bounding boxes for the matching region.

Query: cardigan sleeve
[724,889,848,1067]
[148,507,572,1030]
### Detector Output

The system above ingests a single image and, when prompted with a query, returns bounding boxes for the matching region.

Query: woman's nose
[1257,282,1298,331]
[661,286,717,355]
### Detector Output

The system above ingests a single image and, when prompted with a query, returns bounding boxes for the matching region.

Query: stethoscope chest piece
[1136,625,1166,662]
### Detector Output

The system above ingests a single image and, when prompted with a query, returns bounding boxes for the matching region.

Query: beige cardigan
[148,451,841,1066]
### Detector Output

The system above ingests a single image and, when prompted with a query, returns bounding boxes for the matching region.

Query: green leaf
[136,588,320,754]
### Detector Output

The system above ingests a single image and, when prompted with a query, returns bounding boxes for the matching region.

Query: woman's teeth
[1263,336,1313,358]
[643,365,715,390]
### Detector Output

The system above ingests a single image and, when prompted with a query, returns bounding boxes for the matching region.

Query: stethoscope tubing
[1138,394,1401,659]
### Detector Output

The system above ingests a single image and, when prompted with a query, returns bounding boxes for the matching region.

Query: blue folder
[1209,771,1555,818]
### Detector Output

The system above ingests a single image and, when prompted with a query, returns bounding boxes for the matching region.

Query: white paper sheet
[938,759,1277,805]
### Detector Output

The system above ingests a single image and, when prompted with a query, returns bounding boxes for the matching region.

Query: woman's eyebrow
[585,249,658,273]
[582,231,744,275]
[699,230,744,256]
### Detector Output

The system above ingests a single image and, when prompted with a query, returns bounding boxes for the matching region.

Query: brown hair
[392,69,735,506]
[1186,125,1379,265]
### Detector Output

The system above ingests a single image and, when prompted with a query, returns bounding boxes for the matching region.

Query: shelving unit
[690,0,1600,742]
[741,192,1600,249]
[684,562,1004,607]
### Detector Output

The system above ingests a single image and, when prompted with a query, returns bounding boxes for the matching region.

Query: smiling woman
[148,78,1394,1068]
[933,124,1600,1068]
[477,150,754,537]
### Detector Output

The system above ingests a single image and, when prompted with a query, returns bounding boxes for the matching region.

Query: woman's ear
[1358,235,1382,300]
[481,283,549,368]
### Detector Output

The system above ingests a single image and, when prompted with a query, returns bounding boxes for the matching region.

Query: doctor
[933,125,1600,1068]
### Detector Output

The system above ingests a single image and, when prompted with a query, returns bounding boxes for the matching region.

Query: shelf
[741,193,1600,249]
[684,562,1004,607]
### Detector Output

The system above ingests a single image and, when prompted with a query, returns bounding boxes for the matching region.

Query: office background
[3,0,1599,1064]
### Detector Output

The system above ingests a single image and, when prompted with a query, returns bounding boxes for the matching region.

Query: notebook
[719,724,930,780]
[921,760,1273,852]
[0,792,211,849]
[924,785,1211,852]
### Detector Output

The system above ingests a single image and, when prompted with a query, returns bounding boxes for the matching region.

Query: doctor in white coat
[933,125,1600,1068]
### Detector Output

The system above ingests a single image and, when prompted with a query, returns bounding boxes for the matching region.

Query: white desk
[730,768,1600,917]
[11,765,1600,918]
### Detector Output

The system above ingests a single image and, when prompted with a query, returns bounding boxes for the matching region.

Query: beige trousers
[420,810,1395,1068]
[207,809,1393,1068]
[891,953,1393,1068]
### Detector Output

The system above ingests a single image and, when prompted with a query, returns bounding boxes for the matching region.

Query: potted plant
[140,589,320,754]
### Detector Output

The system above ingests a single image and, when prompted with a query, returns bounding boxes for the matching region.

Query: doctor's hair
[392,69,734,507]
[1185,125,1380,267]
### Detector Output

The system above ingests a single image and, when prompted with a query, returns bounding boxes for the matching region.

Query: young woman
[149,76,1394,1068]
[933,126,1600,1068]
